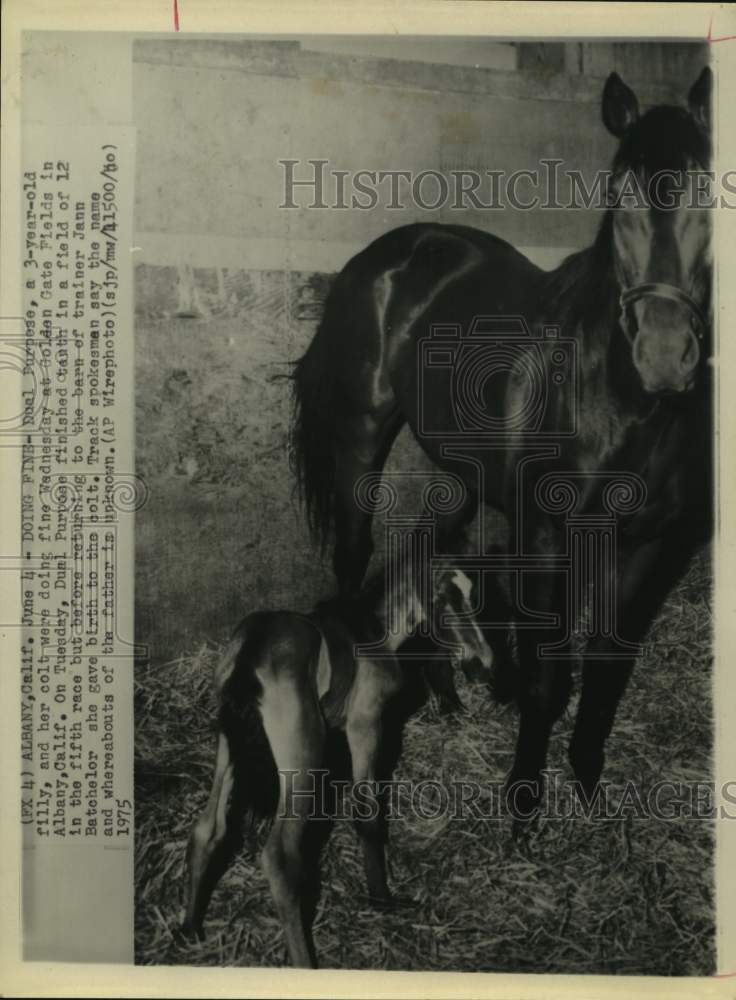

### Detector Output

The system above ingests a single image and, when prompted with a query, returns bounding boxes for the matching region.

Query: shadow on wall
[134,263,440,665]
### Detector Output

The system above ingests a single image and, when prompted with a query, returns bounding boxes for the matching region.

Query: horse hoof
[390,892,419,910]
[176,921,204,944]
[367,891,417,912]
[367,892,396,911]
[572,777,606,816]
[505,779,541,826]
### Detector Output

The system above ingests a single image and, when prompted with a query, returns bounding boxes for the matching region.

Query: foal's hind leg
[333,410,402,594]
[182,731,235,937]
[260,677,327,967]
[346,659,403,906]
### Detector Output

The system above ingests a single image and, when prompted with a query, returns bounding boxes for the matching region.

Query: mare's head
[432,563,493,672]
[602,67,712,395]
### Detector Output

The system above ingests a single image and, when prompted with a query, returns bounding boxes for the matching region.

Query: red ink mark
[708,15,736,43]
[173,0,180,31]
[715,971,736,979]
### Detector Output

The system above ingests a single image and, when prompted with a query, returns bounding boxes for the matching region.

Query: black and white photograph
[5,2,736,995]
[133,33,716,974]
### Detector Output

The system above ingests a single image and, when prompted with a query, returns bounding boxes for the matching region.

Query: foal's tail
[291,305,341,554]
[216,622,280,820]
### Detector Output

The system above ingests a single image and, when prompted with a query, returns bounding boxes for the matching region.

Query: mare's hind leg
[333,410,402,594]
[346,659,403,906]
[260,676,326,968]
[182,731,235,937]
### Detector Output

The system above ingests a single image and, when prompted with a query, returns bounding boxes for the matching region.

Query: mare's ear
[602,72,640,138]
[688,66,712,131]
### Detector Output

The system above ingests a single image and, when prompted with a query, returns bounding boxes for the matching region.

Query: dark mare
[292,70,714,815]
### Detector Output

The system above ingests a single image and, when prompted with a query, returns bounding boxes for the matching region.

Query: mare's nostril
[680,335,699,373]
[632,334,647,368]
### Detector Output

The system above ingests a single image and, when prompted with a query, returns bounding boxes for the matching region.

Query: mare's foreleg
[569,534,704,797]
[507,625,572,822]
[505,520,572,821]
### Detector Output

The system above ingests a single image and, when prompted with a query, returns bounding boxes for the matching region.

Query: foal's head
[431,563,493,672]
[602,67,712,395]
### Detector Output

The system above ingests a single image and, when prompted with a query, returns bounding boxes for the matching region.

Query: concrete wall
[132,38,705,273]
[133,38,708,661]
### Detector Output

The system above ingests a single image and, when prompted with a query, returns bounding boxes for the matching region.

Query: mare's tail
[291,292,343,554]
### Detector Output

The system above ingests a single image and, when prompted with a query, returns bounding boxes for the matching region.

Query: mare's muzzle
[619,282,707,394]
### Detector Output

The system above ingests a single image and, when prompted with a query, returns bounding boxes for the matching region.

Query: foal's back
[217,610,323,703]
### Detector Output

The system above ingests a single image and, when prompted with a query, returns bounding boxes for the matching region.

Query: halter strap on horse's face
[618,282,708,343]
